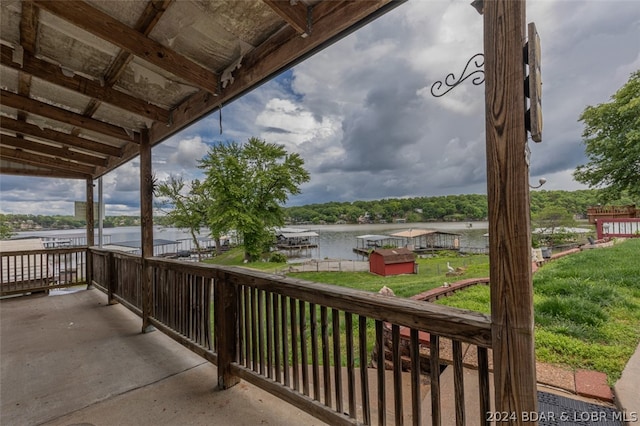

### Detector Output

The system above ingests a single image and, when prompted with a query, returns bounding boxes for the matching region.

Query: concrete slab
[0,290,321,426]
[43,363,325,426]
[614,341,640,415]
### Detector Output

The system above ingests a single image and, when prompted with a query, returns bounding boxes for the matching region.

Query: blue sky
[1,0,639,216]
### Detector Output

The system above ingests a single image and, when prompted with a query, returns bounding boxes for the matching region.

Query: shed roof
[371,247,415,264]
[0,0,403,180]
[390,229,461,238]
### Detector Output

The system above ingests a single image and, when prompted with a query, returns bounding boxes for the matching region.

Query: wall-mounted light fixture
[529,178,547,189]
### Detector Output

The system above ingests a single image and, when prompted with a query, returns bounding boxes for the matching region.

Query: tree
[531,206,577,247]
[574,71,640,202]
[0,215,14,240]
[200,137,310,262]
[154,175,208,260]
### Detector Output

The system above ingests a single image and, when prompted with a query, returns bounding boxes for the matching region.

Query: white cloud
[168,136,209,169]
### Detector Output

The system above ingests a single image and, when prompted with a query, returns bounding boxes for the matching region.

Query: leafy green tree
[531,206,578,247]
[200,137,310,261]
[155,175,208,260]
[574,71,640,202]
[0,215,14,240]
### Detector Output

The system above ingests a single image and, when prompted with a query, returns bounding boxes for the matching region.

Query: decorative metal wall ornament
[430,53,485,98]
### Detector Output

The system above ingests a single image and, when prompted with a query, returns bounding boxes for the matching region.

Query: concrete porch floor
[1,289,325,426]
[2,288,630,426]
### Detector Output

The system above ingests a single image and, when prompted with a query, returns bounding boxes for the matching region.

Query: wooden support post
[215,273,240,389]
[85,178,94,289]
[484,0,538,423]
[140,129,155,333]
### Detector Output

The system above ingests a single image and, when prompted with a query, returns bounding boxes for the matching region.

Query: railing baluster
[251,287,258,372]
[290,297,299,391]
[430,335,441,426]
[244,286,251,367]
[478,346,491,426]
[310,303,320,401]
[332,309,343,414]
[376,320,386,426]
[266,290,273,379]
[392,324,403,425]
[299,300,309,396]
[258,289,265,376]
[321,306,332,407]
[452,340,465,426]
[345,312,356,419]
[410,329,421,426]
[273,293,281,382]
[359,315,371,425]
[237,284,244,364]
[282,294,290,387]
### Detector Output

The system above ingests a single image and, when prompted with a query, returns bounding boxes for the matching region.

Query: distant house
[369,248,417,277]
[586,205,638,224]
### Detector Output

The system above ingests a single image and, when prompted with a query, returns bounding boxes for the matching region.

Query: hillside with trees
[284,190,636,225]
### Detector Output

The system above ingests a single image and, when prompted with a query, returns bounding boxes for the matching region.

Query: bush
[268,252,288,263]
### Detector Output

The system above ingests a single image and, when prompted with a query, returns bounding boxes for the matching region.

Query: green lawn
[436,239,640,383]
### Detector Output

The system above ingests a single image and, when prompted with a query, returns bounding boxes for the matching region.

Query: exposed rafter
[103,0,174,87]
[263,0,311,36]
[0,134,108,167]
[0,146,95,176]
[1,90,140,143]
[0,117,123,157]
[32,0,220,95]
[1,45,171,123]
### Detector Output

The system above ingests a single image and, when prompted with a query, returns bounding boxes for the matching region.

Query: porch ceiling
[0,0,403,180]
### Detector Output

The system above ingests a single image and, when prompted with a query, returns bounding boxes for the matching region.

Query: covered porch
[2,0,544,424]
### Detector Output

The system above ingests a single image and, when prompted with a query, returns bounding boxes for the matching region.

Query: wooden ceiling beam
[20,1,39,54]
[263,0,310,35]
[103,0,174,87]
[1,90,140,143]
[0,165,88,179]
[32,0,220,95]
[1,45,171,123]
[0,116,123,157]
[0,134,108,167]
[0,45,170,123]
[0,146,95,176]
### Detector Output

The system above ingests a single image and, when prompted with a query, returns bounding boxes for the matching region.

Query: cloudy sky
[1,0,639,216]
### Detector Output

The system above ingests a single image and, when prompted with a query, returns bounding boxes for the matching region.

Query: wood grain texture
[0,45,170,123]
[484,1,538,420]
[32,0,219,94]
[1,90,139,143]
[1,116,122,157]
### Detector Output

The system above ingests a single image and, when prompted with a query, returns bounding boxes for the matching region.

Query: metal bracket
[431,53,485,98]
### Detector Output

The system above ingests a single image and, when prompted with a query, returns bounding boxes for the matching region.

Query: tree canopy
[574,71,640,201]
[154,175,208,259]
[200,137,310,261]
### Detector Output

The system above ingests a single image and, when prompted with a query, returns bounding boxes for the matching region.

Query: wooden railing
[1,247,87,296]
[595,218,640,240]
[91,248,143,314]
[87,249,493,425]
[217,267,493,425]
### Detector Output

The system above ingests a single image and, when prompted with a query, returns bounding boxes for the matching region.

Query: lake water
[16,222,489,261]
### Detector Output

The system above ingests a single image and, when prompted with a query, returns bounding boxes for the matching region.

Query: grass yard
[437,238,640,383]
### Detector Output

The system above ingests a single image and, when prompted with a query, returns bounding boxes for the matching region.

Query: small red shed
[369,248,417,277]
